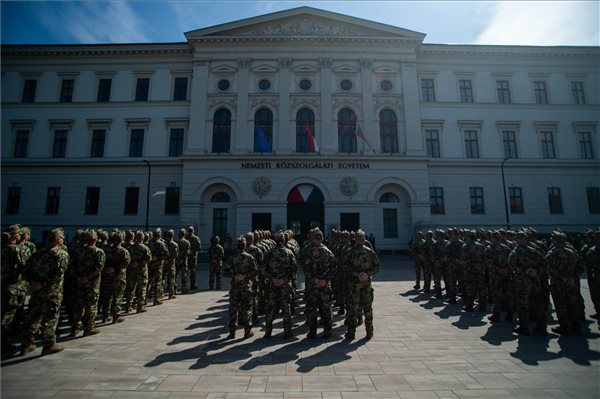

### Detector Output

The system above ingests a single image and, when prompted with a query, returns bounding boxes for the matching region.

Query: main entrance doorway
[287,184,324,240]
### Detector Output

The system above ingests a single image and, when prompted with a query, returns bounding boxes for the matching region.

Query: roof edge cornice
[419,44,600,58]
[188,36,423,46]
[1,43,192,57]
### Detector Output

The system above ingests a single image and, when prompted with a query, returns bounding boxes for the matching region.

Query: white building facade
[2,7,599,249]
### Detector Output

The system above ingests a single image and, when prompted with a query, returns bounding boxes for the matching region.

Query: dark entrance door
[340,212,360,231]
[287,184,324,241]
[252,213,272,231]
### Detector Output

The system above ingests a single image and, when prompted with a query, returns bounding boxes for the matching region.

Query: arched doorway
[287,184,324,240]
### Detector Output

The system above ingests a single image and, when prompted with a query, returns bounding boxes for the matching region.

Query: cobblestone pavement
[2,255,599,399]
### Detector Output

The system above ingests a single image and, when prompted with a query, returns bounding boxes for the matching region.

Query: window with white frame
[497,123,520,159]
[421,78,435,102]
[509,187,524,214]
[574,124,595,159]
[459,79,473,103]
[52,129,68,158]
[22,79,37,103]
[547,187,563,214]
[463,129,480,158]
[496,80,511,104]
[536,124,558,159]
[424,129,441,158]
[533,81,548,104]
[429,187,445,214]
[469,187,485,214]
[13,129,30,158]
[60,79,74,103]
[173,76,189,101]
[571,81,585,104]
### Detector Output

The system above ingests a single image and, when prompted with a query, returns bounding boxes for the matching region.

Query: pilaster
[278,57,292,153]
[186,58,209,154]
[360,58,379,153]
[401,61,425,156]
[235,58,251,153]
[319,58,334,153]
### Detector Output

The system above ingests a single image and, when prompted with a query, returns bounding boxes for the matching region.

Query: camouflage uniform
[164,232,179,299]
[225,242,258,338]
[124,234,152,312]
[342,237,381,340]
[432,230,449,298]
[421,232,435,293]
[487,233,513,321]
[445,231,464,303]
[100,236,131,322]
[207,238,225,290]
[460,231,487,312]
[245,234,264,320]
[176,234,190,294]
[581,231,600,319]
[146,232,169,305]
[21,231,70,354]
[303,237,336,337]
[264,237,297,338]
[1,227,27,348]
[409,232,425,289]
[187,228,201,290]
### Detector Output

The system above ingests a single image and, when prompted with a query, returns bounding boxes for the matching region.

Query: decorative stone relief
[339,176,359,197]
[249,96,279,110]
[374,97,403,113]
[252,176,272,197]
[290,96,320,109]
[207,96,237,112]
[332,96,362,111]
[235,18,374,36]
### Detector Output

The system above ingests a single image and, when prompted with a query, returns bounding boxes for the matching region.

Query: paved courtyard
[2,256,599,399]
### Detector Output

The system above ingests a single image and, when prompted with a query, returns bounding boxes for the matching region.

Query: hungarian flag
[307,125,319,153]
[356,122,374,150]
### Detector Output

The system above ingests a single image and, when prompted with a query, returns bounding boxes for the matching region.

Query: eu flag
[255,123,271,152]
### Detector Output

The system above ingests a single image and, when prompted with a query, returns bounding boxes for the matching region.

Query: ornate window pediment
[333,64,359,74]
[252,64,279,73]
[292,64,319,73]
[373,65,399,74]
[211,64,237,73]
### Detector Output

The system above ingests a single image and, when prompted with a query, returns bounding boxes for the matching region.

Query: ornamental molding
[249,95,279,110]
[233,18,375,37]
[2,45,192,57]
[278,58,292,68]
[418,46,600,58]
[332,95,362,111]
[207,96,237,112]
[339,176,359,197]
[252,176,272,197]
[290,96,320,110]
[188,37,423,47]
[400,61,417,69]
[238,58,252,69]
[374,97,403,112]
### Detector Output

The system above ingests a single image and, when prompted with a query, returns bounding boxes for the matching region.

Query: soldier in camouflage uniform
[303,228,336,339]
[460,230,487,312]
[225,236,258,339]
[545,231,582,335]
[176,229,190,295]
[70,229,106,337]
[245,232,264,321]
[146,228,169,305]
[342,229,381,340]
[263,231,297,339]
[207,235,225,290]
[187,226,201,290]
[508,231,546,335]
[432,229,449,298]
[284,230,300,315]
[332,230,351,315]
[409,231,425,289]
[444,229,464,304]
[582,230,600,321]
[1,225,27,351]
[20,228,70,356]
[124,231,152,313]
[100,229,131,324]
[421,231,435,293]
[486,230,513,322]
[163,229,179,299]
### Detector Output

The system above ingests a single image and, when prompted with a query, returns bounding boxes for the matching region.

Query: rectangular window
[165,187,180,214]
[168,128,184,157]
[459,79,473,103]
[13,129,29,158]
[497,80,511,104]
[421,78,435,102]
[22,79,37,103]
[509,187,524,214]
[173,77,188,101]
[6,187,21,215]
[533,81,548,104]
[425,129,440,158]
[547,187,563,214]
[213,208,228,236]
[97,78,112,102]
[540,131,556,159]
[464,130,479,158]
[124,187,139,215]
[85,187,100,215]
[470,187,485,214]
[60,79,74,102]
[45,187,61,214]
[429,187,444,214]
[578,131,594,159]
[135,78,150,101]
[90,129,106,158]
[587,187,600,214]
[52,129,68,158]
[383,209,398,238]
[571,81,585,104]
[502,130,518,158]
[129,129,144,157]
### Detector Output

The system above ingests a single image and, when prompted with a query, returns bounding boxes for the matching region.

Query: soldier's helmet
[426,230,433,237]
[7,224,21,236]
[20,226,31,236]
[551,230,566,242]
[47,227,65,242]
[435,229,445,237]
[188,226,195,233]
[274,231,285,244]
[211,235,220,244]
[110,229,125,243]
[312,228,324,240]
[236,236,246,248]
[153,228,162,238]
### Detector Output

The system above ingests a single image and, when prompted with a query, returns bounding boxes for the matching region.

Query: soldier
[1,225,27,351]
[146,228,169,305]
[421,231,435,293]
[460,230,487,312]
[207,235,225,290]
[176,229,191,295]
[303,228,336,339]
[409,231,425,289]
[342,229,381,340]
[20,228,70,356]
[187,226,201,290]
[332,230,351,315]
[432,229,449,298]
[582,230,600,321]
[284,230,300,315]
[508,231,546,335]
[263,231,297,339]
[225,236,258,339]
[546,231,581,335]
[487,230,513,322]
[245,232,264,321]
[70,229,106,337]
[164,229,179,299]
[445,229,464,304]
[124,231,152,313]
[100,230,131,324]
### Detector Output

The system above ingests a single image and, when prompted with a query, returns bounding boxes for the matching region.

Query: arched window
[212,108,231,153]
[379,192,400,203]
[254,108,273,153]
[211,192,231,202]
[379,109,398,153]
[337,108,357,153]
[296,108,316,153]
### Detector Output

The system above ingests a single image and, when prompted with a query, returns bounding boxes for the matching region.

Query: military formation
[222,228,380,340]
[410,227,600,336]
[1,224,201,357]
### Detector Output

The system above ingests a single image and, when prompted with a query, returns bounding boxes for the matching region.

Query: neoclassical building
[2,7,599,250]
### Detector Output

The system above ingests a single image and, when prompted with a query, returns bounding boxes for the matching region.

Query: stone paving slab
[2,256,600,399]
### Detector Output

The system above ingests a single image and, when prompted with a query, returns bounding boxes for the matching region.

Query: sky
[1,1,598,46]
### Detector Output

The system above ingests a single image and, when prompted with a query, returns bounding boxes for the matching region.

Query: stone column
[360,58,379,153]
[234,58,251,153]
[186,57,209,154]
[319,58,334,153]
[400,61,425,156]
[278,58,292,153]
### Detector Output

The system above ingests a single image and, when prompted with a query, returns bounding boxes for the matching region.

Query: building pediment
[185,7,425,44]
[211,63,238,73]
